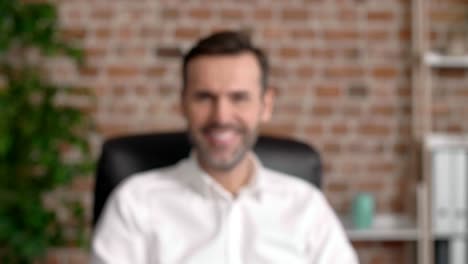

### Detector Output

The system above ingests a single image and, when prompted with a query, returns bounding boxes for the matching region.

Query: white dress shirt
[92,154,358,264]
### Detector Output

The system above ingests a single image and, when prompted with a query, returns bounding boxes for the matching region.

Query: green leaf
[0,1,93,262]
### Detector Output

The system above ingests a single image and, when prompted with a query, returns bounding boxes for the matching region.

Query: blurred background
[1,0,468,263]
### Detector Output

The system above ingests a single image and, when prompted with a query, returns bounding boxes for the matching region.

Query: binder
[432,150,454,236]
[450,238,466,264]
[452,149,467,234]
[451,149,466,264]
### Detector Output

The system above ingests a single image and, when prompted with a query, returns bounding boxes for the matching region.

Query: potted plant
[0,1,93,263]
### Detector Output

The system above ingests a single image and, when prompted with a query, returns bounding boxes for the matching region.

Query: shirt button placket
[227,198,243,264]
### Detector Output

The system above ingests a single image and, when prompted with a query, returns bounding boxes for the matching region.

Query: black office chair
[93,131,322,226]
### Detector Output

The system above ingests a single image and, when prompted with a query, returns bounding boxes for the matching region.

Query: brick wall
[45,0,468,263]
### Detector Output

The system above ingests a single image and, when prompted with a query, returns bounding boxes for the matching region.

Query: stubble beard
[189,123,258,172]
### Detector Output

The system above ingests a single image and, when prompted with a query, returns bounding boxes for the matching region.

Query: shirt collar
[183,151,265,201]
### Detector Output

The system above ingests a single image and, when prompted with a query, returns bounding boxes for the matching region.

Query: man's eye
[193,93,212,101]
[231,93,249,102]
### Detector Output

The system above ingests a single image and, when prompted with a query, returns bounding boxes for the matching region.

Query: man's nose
[211,98,232,124]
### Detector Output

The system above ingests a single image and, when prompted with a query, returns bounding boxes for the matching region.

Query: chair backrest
[93,132,322,226]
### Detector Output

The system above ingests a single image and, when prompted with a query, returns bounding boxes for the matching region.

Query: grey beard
[187,128,258,172]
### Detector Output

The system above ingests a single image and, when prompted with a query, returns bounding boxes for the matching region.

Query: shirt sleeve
[91,183,149,264]
[306,192,359,264]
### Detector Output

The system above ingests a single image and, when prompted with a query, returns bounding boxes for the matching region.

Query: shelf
[424,52,468,68]
[342,214,419,241]
[424,133,468,150]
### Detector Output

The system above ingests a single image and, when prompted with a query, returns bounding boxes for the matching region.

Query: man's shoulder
[261,167,322,199]
[114,160,189,199]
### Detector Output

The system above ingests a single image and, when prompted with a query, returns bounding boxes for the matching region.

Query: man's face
[182,52,274,172]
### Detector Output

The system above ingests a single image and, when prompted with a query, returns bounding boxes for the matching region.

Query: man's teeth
[210,130,234,141]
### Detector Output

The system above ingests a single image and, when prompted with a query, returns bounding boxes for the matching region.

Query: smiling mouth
[202,124,243,147]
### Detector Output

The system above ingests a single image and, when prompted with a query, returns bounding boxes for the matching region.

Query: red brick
[447,124,463,133]
[367,11,395,22]
[188,8,212,19]
[71,176,93,192]
[304,124,324,136]
[260,123,296,137]
[85,47,106,57]
[279,47,301,58]
[262,27,286,39]
[79,66,98,77]
[327,181,349,193]
[324,142,341,154]
[370,105,396,116]
[338,8,358,21]
[430,9,466,22]
[140,27,163,38]
[434,68,466,78]
[159,84,178,96]
[372,67,398,79]
[129,7,147,20]
[110,102,138,116]
[324,29,360,41]
[296,65,315,78]
[107,66,139,78]
[112,85,127,96]
[393,142,409,155]
[311,105,334,116]
[290,29,316,39]
[254,8,273,20]
[94,27,112,39]
[91,8,113,20]
[270,66,288,78]
[161,8,180,19]
[358,123,392,136]
[331,124,348,135]
[397,86,411,97]
[146,66,166,77]
[135,85,150,96]
[174,27,201,40]
[45,250,62,264]
[315,85,342,97]
[357,181,386,192]
[326,66,364,78]
[281,9,309,20]
[309,48,336,59]
[277,103,303,115]
[399,28,411,41]
[341,105,362,117]
[61,27,86,40]
[118,27,135,39]
[367,30,390,41]
[67,249,89,264]
[156,47,183,58]
[368,162,396,173]
[220,8,244,19]
[348,84,368,98]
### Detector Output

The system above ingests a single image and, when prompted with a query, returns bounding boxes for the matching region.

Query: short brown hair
[182,31,269,92]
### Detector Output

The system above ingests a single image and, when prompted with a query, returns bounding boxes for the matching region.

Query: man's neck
[200,154,254,196]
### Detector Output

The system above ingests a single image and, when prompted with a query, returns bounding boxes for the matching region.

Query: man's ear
[261,87,275,122]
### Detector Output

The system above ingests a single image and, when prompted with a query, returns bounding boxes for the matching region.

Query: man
[92,31,358,263]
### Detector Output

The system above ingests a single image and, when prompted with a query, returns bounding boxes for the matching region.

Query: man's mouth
[202,125,243,147]
[204,129,238,146]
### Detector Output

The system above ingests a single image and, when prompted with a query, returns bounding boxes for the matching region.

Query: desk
[342,214,419,241]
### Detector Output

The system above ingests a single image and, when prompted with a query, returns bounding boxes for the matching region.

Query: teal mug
[352,192,375,229]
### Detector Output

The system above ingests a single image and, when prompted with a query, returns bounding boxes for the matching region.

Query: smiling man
[92,31,358,264]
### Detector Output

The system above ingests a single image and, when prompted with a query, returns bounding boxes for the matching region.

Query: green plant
[0,1,93,263]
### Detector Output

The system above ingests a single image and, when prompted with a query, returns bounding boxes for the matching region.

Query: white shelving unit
[343,214,419,241]
[424,133,468,264]
[412,0,468,263]
[424,52,468,68]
